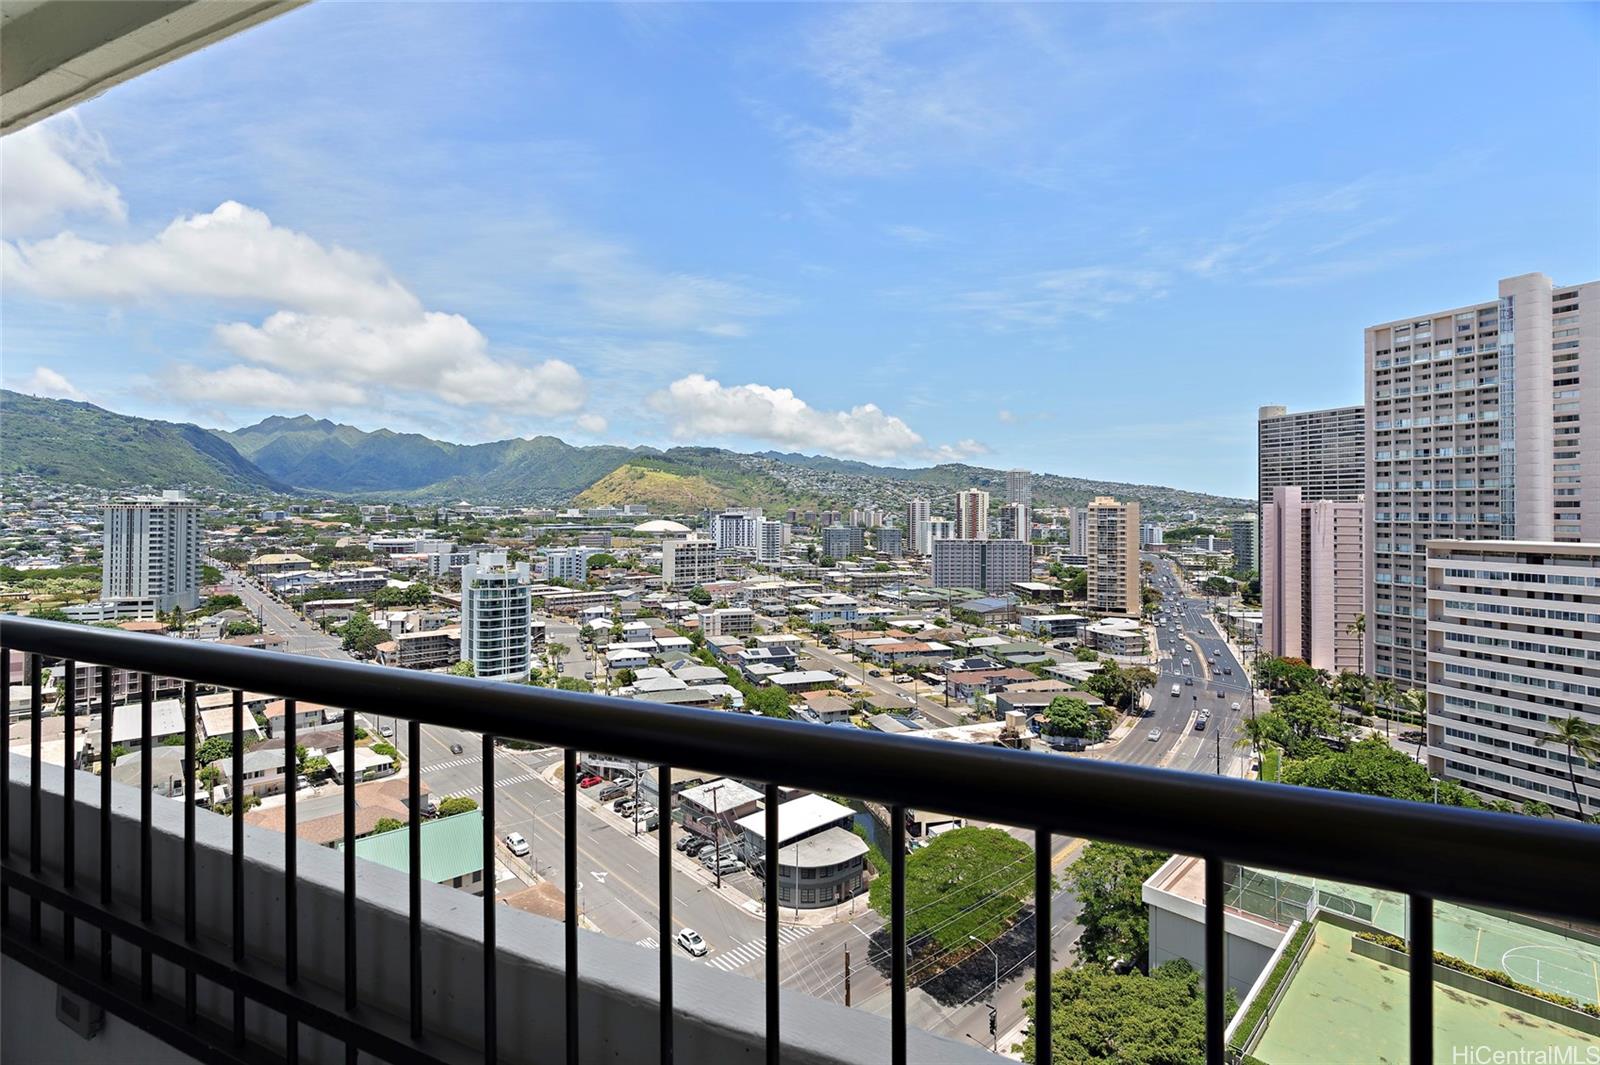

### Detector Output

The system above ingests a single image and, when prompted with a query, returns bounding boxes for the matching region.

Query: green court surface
[1253,923,1600,1065]
[1232,869,1600,1006]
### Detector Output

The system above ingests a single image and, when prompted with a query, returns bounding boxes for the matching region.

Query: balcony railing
[3,616,1599,1065]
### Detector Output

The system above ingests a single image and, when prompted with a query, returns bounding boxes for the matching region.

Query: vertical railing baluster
[285,699,298,1063]
[765,783,780,1065]
[29,653,42,943]
[184,681,197,1022]
[62,659,76,963]
[0,639,9,932]
[343,709,357,1065]
[564,748,579,1065]
[1035,829,1052,1065]
[483,734,497,1065]
[232,689,245,1044]
[890,804,906,1065]
[1204,856,1225,1065]
[1410,893,1433,1064]
[140,672,153,998]
[409,718,422,1040]
[99,667,112,980]
[659,764,673,1065]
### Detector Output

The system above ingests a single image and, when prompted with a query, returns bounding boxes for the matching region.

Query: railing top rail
[6,616,1598,919]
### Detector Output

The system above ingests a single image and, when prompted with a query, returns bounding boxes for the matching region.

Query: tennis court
[1234,868,1600,1006]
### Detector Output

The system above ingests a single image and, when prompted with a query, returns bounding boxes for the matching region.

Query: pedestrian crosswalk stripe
[420,755,481,774]
[454,771,539,798]
[704,926,816,971]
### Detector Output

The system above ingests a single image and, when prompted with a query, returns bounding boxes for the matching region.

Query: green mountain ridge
[1,391,1251,513]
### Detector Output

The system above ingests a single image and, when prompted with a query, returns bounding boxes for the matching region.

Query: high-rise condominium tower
[461,551,533,682]
[955,490,989,540]
[905,499,931,554]
[1366,272,1598,687]
[1261,487,1364,674]
[102,491,202,613]
[1005,469,1032,507]
[1085,496,1140,616]
[999,502,1031,543]
[1257,404,1367,506]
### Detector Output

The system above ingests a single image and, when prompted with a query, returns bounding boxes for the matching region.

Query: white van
[1170,684,1182,697]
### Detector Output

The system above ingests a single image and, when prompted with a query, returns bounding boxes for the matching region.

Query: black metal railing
[3,616,1599,1065]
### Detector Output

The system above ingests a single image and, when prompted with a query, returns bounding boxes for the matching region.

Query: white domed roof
[633,519,691,534]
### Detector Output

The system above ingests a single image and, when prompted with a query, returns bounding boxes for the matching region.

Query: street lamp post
[969,935,1000,1053]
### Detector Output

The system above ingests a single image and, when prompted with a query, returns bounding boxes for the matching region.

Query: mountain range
[1,391,1251,514]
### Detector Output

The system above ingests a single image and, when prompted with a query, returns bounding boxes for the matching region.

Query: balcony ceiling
[1,0,305,136]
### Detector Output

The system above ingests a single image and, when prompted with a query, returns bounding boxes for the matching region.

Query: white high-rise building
[542,546,598,583]
[1426,540,1599,818]
[663,537,718,590]
[905,499,932,554]
[1139,523,1165,548]
[1366,272,1599,687]
[714,509,763,554]
[926,517,955,545]
[1070,507,1089,556]
[999,502,1031,543]
[101,491,203,613]
[1005,469,1032,507]
[932,539,1030,593]
[955,490,989,540]
[755,518,784,563]
[461,551,533,682]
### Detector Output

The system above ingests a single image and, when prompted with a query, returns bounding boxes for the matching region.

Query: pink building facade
[1262,486,1366,674]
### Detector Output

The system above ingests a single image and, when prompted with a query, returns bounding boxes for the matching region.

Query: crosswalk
[705,926,815,972]
[420,755,480,774]
[454,771,539,798]
[633,926,816,971]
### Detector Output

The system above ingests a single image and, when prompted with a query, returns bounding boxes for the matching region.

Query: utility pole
[844,950,851,1006]
[708,783,726,890]
[1216,726,1222,774]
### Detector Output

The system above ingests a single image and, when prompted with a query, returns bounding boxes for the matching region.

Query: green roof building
[338,809,485,894]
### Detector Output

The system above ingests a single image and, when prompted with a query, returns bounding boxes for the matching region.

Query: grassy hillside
[1,390,286,492]
[573,464,729,511]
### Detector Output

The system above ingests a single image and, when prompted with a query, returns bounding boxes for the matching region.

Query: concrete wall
[1148,905,1278,999]
[3,756,995,1065]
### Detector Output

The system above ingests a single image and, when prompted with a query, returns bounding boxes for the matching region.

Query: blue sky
[3,2,1597,497]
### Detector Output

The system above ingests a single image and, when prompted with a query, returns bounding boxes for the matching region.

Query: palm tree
[1374,678,1398,739]
[545,641,570,676]
[1346,613,1366,677]
[1400,688,1427,758]
[1534,716,1600,821]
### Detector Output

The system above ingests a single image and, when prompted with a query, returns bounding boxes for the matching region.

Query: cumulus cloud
[648,373,978,463]
[3,199,588,418]
[575,413,609,434]
[16,366,87,401]
[0,118,125,237]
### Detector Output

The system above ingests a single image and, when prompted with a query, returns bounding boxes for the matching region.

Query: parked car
[641,812,661,831]
[711,856,745,875]
[378,724,394,738]
[617,799,639,816]
[675,928,708,957]
[578,774,604,789]
[504,832,530,857]
[597,783,630,801]
[612,796,634,813]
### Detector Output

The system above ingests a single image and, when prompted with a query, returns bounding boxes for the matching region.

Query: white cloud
[164,364,367,409]
[5,200,418,320]
[575,413,609,434]
[4,198,587,418]
[647,373,978,463]
[997,408,1017,424]
[16,366,87,401]
[927,439,990,462]
[0,118,126,237]
[957,267,1169,328]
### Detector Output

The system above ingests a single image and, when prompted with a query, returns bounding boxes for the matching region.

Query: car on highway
[583,672,594,681]
[1170,684,1181,697]
[1185,676,1194,685]
[676,929,708,957]
[504,832,530,857]
[1147,728,1162,741]
[1182,658,1190,668]
[1231,702,1242,712]
[450,742,464,755]
[868,669,884,677]
[578,774,604,789]
[1223,665,1233,675]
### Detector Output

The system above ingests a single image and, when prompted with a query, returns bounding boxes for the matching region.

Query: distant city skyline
[2,3,1596,497]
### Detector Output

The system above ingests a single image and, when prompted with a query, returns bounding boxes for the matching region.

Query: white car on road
[504,832,530,857]
[676,928,709,957]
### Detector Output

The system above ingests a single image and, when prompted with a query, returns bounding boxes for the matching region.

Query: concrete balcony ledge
[2,755,999,1065]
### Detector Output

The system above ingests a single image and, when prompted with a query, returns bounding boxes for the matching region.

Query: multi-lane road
[225,557,1256,1049]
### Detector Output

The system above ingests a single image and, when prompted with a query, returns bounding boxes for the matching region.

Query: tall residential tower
[101,491,203,613]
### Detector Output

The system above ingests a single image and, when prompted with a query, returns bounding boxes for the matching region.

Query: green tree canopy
[687,585,712,605]
[437,796,479,817]
[373,817,407,834]
[746,685,792,719]
[1024,959,1226,1065]
[339,611,387,657]
[870,827,1039,958]
[1255,656,1323,695]
[195,736,233,766]
[1043,696,1097,738]
[1282,737,1485,808]
[1067,842,1171,968]
[447,660,476,677]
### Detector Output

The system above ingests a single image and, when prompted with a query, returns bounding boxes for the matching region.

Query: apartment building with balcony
[1085,496,1140,617]
[1366,273,1598,687]
[931,538,1030,593]
[955,489,989,540]
[1257,404,1367,506]
[101,491,203,614]
[662,537,718,590]
[461,551,534,681]
[1424,540,1600,817]
[904,499,931,554]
